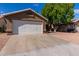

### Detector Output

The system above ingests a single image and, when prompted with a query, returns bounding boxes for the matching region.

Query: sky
[74,3,79,19]
[0,3,45,14]
[0,3,79,19]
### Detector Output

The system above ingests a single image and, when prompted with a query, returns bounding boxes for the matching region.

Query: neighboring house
[73,20,79,32]
[2,8,47,35]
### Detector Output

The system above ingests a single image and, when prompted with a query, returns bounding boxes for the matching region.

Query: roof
[72,20,79,23]
[2,8,47,21]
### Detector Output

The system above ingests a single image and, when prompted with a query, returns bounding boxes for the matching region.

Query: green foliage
[42,3,74,25]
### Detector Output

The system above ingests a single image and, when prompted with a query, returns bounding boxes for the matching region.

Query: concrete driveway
[0,33,79,56]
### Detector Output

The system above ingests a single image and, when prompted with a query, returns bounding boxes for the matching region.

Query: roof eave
[2,8,48,22]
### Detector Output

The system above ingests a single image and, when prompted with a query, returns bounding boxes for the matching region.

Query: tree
[42,3,74,32]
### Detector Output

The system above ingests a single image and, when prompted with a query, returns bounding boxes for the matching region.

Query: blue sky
[0,3,79,19]
[0,3,45,14]
[74,3,79,19]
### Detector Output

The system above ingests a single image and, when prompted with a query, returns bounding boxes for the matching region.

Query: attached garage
[12,20,43,35]
[3,8,46,35]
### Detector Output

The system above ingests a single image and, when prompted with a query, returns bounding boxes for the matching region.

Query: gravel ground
[0,33,79,56]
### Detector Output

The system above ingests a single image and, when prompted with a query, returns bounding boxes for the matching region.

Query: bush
[46,24,51,32]
[0,25,6,33]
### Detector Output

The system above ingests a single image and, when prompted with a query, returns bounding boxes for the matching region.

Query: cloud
[0,10,4,14]
[74,9,79,14]
[33,4,39,6]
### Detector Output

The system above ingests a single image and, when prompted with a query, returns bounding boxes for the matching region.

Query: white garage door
[12,20,43,35]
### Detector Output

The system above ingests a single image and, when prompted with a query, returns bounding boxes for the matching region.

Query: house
[2,8,47,35]
[72,20,79,32]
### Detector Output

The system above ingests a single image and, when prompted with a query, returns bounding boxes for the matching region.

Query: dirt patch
[51,32,79,44]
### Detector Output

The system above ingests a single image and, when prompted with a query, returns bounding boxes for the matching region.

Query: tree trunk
[54,28,56,32]
[53,25,58,32]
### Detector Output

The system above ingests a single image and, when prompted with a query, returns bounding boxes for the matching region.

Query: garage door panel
[12,20,43,35]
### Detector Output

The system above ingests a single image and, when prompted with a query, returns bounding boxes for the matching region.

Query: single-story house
[2,8,47,35]
[72,20,79,32]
